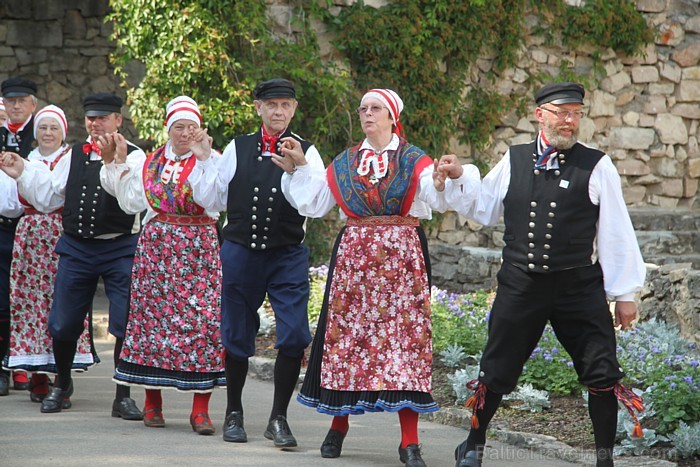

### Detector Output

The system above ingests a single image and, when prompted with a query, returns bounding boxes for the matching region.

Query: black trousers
[479,261,624,394]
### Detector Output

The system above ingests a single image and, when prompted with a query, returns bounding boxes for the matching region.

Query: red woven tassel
[464,379,486,429]
[471,413,480,429]
[613,383,645,438]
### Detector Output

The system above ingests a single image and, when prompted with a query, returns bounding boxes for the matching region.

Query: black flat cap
[535,82,585,106]
[83,93,123,117]
[1,77,37,97]
[253,78,296,100]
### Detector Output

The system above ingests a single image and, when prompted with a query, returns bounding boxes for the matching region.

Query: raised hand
[190,128,213,160]
[112,133,128,165]
[0,151,26,179]
[437,154,464,180]
[432,158,447,192]
[95,134,117,164]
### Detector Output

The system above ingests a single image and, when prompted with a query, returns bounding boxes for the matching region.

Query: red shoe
[13,371,29,390]
[190,412,215,435]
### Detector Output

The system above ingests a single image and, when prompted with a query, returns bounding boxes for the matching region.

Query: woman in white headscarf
[99,96,225,436]
[274,88,479,466]
[2,105,96,404]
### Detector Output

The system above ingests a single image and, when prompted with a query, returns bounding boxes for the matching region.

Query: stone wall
[0,0,141,144]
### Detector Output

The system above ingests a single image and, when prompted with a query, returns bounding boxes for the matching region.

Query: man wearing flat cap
[0,92,146,420]
[0,77,39,395]
[190,78,323,448]
[437,82,646,467]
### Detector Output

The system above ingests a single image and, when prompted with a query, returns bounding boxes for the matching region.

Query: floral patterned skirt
[298,223,438,415]
[4,213,96,373]
[114,220,225,392]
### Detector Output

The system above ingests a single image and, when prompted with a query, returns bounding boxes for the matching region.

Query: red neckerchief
[82,140,102,156]
[261,126,283,155]
[7,122,23,134]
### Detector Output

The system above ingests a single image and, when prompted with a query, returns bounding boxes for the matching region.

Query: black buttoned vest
[502,141,604,273]
[0,117,35,158]
[62,142,141,238]
[223,130,311,250]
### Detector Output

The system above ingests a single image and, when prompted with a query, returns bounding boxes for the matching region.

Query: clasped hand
[0,151,25,179]
[432,154,464,192]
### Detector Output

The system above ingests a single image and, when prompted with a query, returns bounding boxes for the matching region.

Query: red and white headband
[164,95,202,132]
[361,88,404,136]
[34,105,68,140]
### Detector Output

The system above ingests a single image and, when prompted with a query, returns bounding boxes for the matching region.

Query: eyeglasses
[541,107,585,120]
[356,105,387,115]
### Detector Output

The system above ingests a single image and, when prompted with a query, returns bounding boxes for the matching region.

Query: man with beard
[437,82,646,467]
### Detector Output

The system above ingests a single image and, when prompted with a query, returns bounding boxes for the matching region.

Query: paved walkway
[0,337,582,467]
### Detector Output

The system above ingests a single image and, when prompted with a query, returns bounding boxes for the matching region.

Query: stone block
[0,46,14,57]
[631,65,660,83]
[677,80,700,102]
[657,21,684,46]
[600,71,631,93]
[671,103,700,119]
[64,9,87,39]
[32,0,66,20]
[688,157,700,178]
[671,42,700,67]
[622,111,639,126]
[623,185,646,204]
[639,114,656,128]
[682,66,700,81]
[609,127,656,150]
[0,0,32,19]
[0,24,7,42]
[6,21,62,48]
[76,0,109,17]
[687,15,700,34]
[650,157,685,177]
[649,194,680,208]
[515,118,534,133]
[531,50,547,64]
[633,174,663,185]
[655,114,688,144]
[684,177,699,197]
[635,0,666,12]
[46,81,72,104]
[647,179,684,197]
[644,95,667,114]
[589,90,616,117]
[648,82,675,95]
[616,91,636,107]
[0,57,19,72]
[660,61,682,83]
[616,159,652,176]
[578,118,596,142]
[15,48,47,66]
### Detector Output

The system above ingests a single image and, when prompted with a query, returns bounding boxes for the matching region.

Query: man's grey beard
[543,126,578,150]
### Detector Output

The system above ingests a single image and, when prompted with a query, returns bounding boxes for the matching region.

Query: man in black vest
[0,77,38,395]
[0,93,145,419]
[190,78,320,448]
[437,83,646,467]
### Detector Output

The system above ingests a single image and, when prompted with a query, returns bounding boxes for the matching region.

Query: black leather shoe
[40,381,74,413]
[264,415,297,448]
[0,373,9,396]
[320,429,346,458]
[111,397,143,420]
[399,443,427,467]
[455,440,483,467]
[222,411,247,443]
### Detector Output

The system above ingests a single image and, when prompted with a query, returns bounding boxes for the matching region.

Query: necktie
[262,133,279,155]
[534,145,556,171]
